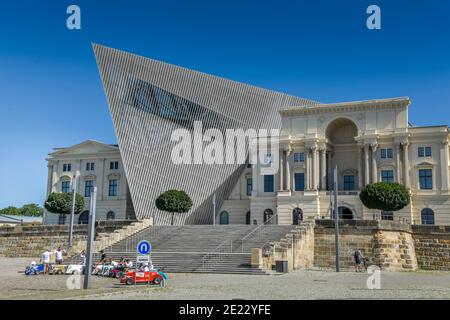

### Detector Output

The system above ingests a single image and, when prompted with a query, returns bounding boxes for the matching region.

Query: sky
[1,0,450,208]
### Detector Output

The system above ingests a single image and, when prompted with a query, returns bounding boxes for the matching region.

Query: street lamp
[68,173,78,247]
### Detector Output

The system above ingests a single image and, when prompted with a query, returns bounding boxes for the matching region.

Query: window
[245,211,251,225]
[419,169,433,190]
[86,162,95,171]
[381,148,393,159]
[263,175,274,192]
[294,173,305,191]
[421,208,435,225]
[381,170,394,183]
[58,214,66,225]
[106,211,115,220]
[263,209,274,224]
[110,161,119,170]
[294,152,305,162]
[292,208,303,225]
[219,211,229,225]
[418,147,432,157]
[85,180,94,197]
[108,179,118,196]
[343,175,355,191]
[381,211,394,221]
[246,178,252,196]
[61,181,71,193]
[63,164,71,172]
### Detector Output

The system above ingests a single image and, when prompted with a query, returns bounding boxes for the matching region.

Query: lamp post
[68,174,78,247]
[83,187,97,289]
[333,166,340,272]
[212,193,216,225]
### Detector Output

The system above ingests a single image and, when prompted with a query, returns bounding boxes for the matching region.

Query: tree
[0,206,21,216]
[44,192,85,215]
[359,182,410,212]
[155,190,193,225]
[19,204,44,217]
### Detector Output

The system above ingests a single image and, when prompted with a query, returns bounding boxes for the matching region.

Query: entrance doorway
[332,206,354,219]
[78,210,89,224]
[292,208,303,225]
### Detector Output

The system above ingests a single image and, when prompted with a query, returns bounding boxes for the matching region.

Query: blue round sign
[137,241,151,254]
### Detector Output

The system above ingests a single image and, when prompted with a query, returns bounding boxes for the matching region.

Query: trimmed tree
[359,182,410,212]
[155,190,193,225]
[44,192,85,215]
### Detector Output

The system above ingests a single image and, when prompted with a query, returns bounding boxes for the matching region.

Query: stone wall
[0,220,136,258]
[260,221,315,272]
[314,220,418,271]
[412,225,450,271]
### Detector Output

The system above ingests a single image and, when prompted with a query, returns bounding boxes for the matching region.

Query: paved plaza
[1,258,450,300]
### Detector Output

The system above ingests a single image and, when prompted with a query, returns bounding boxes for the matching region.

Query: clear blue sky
[1,0,450,208]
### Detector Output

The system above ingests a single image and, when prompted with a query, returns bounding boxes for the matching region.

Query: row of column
[359,142,410,188]
[278,146,327,191]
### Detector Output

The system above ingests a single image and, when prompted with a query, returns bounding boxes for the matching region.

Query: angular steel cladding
[93,44,318,224]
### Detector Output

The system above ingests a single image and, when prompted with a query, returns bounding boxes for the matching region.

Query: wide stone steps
[69,225,299,275]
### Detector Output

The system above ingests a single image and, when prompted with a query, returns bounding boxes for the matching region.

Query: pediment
[415,161,435,168]
[50,140,119,156]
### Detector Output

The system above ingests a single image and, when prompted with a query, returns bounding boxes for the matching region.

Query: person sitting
[126,259,133,269]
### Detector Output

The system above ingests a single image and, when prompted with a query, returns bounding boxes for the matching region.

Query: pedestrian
[41,249,52,275]
[80,250,86,265]
[354,248,363,272]
[99,250,107,264]
[55,246,66,265]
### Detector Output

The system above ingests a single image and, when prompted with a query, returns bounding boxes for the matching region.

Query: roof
[0,215,43,224]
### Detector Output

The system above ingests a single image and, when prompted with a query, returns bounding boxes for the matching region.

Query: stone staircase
[71,225,299,275]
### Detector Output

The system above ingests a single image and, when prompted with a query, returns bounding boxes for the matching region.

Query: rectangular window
[86,162,95,171]
[381,170,394,183]
[108,179,118,197]
[381,148,393,159]
[343,175,355,191]
[61,181,71,193]
[294,152,305,162]
[419,169,433,190]
[418,147,432,158]
[246,178,252,196]
[294,173,305,191]
[110,161,119,170]
[85,180,94,197]
[263,175,274,193]
[63,164,71,172]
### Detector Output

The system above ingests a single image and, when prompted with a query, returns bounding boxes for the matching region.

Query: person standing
[354,248,363,272]
[41,249,52,275]
[55,246,66,265]
[80,250,86,265]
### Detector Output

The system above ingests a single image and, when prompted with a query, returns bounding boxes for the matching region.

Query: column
[279,150,284,191]
[285,149,291,191]
[403,142,410,188]
[371,144,378,183]
[320,148,327,190]
[440,141,449,191]
[364,145,370,186]
[327,152,332,190]
[313,147,319,190]
[305,148,310,190]
[357,146,363,190]
[396,144,401,183]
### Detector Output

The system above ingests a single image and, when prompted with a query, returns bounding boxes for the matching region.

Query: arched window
[106,211,115,220]
[263,209,274,224]
[58,214,66,225]
[78,210,89,224]
[245,211,251,225]
[220,211,229,225]
[421,208,435,225]
[292,208,303,225]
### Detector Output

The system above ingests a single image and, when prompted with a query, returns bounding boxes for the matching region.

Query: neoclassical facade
[220,98,450,226]
[44,140,135,224]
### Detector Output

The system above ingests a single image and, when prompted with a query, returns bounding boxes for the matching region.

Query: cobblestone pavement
[1,258,450,300]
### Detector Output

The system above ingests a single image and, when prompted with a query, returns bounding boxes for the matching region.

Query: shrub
[359,182,410,212]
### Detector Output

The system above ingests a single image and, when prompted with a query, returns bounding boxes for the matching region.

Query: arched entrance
[326,118,359,190]
[263,209,274,224]
[332,206,354,219]
[219,211,229,225]
[292,208,303,225]
[245,211,251,225]
[78,210,89,224]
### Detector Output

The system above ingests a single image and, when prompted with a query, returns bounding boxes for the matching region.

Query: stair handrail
[200,239,234,270]
[239,213,278,252]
